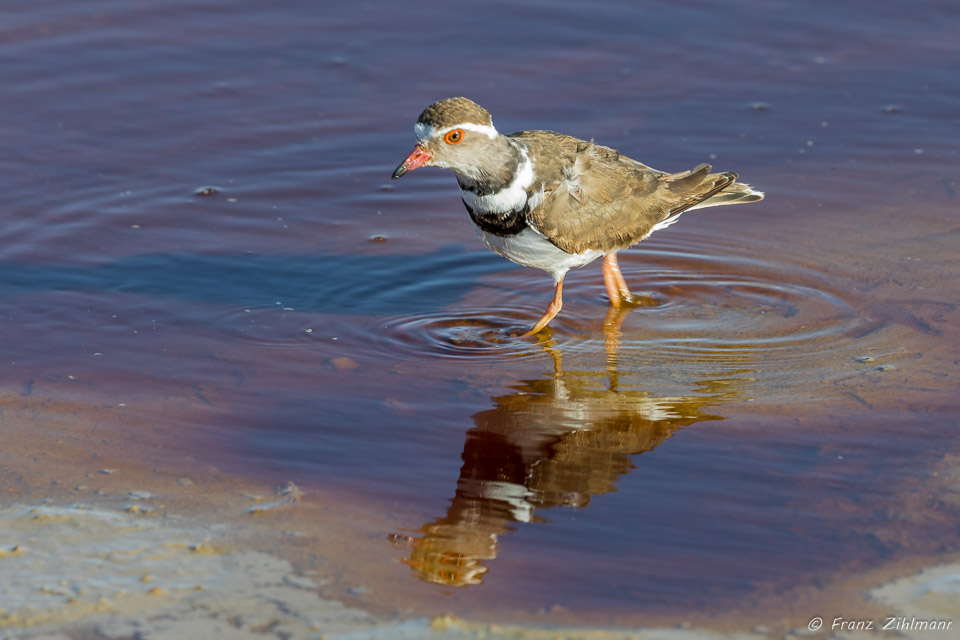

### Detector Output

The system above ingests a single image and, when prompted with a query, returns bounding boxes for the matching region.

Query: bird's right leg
[602,252,633,307]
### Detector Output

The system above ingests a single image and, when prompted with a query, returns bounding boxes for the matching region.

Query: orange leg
[602,253,633,307]
[522,279,563,336]
[611,256,633,300]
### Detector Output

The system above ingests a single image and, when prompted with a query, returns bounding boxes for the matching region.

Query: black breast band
[463,200,528,237]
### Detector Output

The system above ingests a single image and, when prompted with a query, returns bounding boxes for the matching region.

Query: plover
[392,97,763,335]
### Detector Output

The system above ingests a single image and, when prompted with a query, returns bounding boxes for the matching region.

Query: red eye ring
[444,129,464,145]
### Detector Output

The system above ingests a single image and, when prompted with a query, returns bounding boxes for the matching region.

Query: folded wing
[528,142,737,255]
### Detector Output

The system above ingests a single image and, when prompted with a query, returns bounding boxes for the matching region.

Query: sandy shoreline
[1,497,958,639]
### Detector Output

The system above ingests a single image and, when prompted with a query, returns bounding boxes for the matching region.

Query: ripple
[214,303,321,349]
[370,234,872,369]
[377,309,545,360]
[205,233,872,371]
[614,246,870,358]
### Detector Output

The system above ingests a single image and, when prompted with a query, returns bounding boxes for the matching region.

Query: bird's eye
[444,129,464,145]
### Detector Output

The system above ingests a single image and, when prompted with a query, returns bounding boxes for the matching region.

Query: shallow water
[2,0,959,629]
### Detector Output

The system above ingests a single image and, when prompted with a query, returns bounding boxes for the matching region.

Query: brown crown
[416,97,493,129]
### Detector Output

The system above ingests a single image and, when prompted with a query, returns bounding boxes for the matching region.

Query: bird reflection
[392,308,741,586]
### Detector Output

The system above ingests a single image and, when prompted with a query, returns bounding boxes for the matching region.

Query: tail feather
[693,179,764,210]
[648,167,742,234]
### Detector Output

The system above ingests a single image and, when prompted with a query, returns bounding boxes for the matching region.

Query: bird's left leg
[602,252,633,307]
[522,278,564,336]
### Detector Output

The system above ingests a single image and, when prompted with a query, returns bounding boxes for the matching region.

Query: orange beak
[392,145,432,179]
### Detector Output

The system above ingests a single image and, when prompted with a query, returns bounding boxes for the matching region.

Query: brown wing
[514,133,736,255]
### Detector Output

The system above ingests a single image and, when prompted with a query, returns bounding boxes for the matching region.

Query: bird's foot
[520,312,558,337]
[518,325,552,339]
[520,280,564,337]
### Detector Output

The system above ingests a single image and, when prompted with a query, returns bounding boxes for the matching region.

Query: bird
[391,97,764,336]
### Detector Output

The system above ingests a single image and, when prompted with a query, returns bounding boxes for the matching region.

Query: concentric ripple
[203,233,875,374]
[614,243,870,359]
[377,309,545,360]
[372,232,875,371]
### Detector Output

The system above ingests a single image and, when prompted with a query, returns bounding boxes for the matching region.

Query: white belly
[476,227,603,283]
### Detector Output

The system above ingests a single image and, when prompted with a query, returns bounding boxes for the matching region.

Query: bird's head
[392,97,504,182]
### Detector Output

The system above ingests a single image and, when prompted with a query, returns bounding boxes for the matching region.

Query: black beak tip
[391,165,407,180]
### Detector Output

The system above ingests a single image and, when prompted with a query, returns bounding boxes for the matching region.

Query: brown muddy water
[1,0,959,636]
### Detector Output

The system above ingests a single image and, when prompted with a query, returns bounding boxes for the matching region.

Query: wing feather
[508,130,745,255]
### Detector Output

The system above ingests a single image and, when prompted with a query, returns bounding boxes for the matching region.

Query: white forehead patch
[414,121,498,144]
